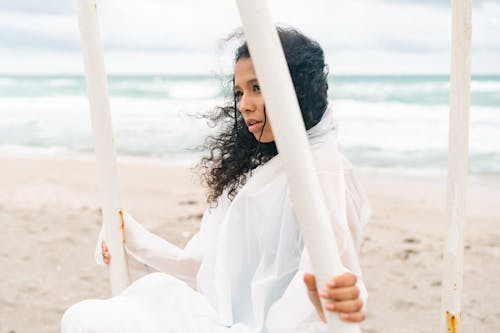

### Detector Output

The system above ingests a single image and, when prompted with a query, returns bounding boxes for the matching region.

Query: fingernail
[326,303,335,311]
[319,291,328,298]
[327,280,336,288]
[340,313,349,320]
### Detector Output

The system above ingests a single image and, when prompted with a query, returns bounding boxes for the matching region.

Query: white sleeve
[315,168,368,309]
[266,164,369,332]
[94,211,207,287]
[265,247,367,332]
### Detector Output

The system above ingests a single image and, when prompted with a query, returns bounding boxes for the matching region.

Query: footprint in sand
[179,200,198,205]
[430,280,441,287]
[177,213,203,221]
[393,299,416,310]
[396,248,419,260]
[403,237,421,244]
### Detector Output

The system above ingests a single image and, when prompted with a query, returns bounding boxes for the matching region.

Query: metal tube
[440,1,472,332]
[76,0,130,295]
[235,1,361,331]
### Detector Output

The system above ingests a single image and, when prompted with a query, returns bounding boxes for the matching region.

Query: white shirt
[95,107,370,332]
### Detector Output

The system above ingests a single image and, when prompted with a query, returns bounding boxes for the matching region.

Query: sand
[0,156,499,333]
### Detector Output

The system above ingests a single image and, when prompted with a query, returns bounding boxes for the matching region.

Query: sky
[0,0,499,74]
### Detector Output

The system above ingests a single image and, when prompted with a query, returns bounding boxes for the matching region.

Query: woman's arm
[301,155,370,324]
[265,247,367,332]
[95,211,205,287]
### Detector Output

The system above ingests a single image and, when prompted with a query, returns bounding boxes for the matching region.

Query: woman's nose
[239,94,255,113]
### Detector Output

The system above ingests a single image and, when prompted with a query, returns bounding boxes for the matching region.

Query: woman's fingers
[303,273,318,292]
[320,285,360,301]
[339,311,366,323]
[324,299,363,313]
[319,272,364,316]
[101,241,110,264]
[327,272,357,288]
[304,272,364,323]
[303,273,326,323]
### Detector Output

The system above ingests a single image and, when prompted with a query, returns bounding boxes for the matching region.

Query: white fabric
[61,107,370,333]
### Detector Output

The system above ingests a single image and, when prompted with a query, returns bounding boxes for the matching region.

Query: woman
[61,27,370,333]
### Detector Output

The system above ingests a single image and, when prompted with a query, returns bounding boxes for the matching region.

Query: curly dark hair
[199,27,329,204]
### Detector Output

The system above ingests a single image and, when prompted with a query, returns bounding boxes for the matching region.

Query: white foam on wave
[334,99,449,122]
[0,95,221,157]
[471,80,500,92]
[334,100,500,154]
[107,78,222,100]
[166,81,221,100]
[1,94,499,173]
[333,81,448,93]
[0,77,17,85]
[110,79,169,95]
[331,81,449,102]
[47,78,80,87]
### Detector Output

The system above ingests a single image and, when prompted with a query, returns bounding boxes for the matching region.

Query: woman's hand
[303,272,365,323]
[101,240,111,264]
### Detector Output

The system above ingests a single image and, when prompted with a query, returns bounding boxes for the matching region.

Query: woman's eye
[234,91,243,100]
[253,84,261,92]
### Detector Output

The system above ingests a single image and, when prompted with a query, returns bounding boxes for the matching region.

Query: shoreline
[2,152,500,186]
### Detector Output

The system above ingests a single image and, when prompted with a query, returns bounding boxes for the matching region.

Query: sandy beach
[0,156,499,333]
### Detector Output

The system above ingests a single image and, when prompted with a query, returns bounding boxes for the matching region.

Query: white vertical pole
[76,0,130,295]
[235,1,360,332]
[440,0,472,332]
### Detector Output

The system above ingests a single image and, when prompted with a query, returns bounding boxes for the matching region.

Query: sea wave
[0,75,498,174]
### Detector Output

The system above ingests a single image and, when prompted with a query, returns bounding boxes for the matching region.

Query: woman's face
[234,57,275,143]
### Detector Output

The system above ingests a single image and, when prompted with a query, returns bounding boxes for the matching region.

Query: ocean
[0,74,499,174]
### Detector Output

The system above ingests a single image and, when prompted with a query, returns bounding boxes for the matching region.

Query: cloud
[0,0,75,15]
[0,0,498,73]
[0,12,79,50]
[383,0,498,7]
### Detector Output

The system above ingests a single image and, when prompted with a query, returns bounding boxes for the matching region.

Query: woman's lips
[247,120,263,133]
